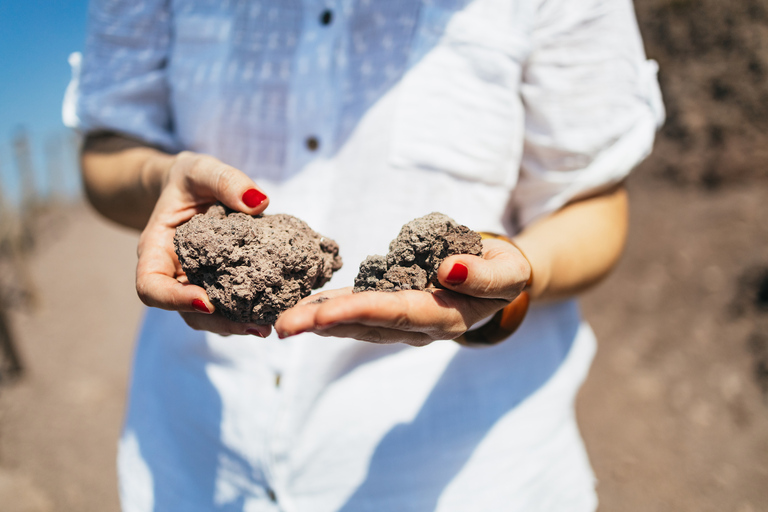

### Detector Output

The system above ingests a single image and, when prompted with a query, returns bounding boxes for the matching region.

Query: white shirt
[66,0,663,510]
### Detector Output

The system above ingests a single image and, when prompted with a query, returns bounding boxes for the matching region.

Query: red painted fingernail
[192,299,210,314]
[446,262,468,285]
[242,188,267,208]
[246,328,266,338]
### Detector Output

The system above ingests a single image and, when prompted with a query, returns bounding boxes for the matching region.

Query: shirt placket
[254,337,292,511]
[267,5,343,509]
[285,0,342,174]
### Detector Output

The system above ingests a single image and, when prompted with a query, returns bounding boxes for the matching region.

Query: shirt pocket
[389,4,529,187]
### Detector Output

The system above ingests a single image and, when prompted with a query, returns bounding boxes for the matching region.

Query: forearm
[81,133,175,230]
[513,185,629,302]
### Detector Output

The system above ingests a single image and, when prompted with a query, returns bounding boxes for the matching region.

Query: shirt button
[306,136,320,151]
[319,9,333,26]
[267,488,277,502]
[275,373,281,387]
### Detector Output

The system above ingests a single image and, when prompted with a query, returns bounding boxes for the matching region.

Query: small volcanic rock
[174,204,342,325]
[353,212,482,292]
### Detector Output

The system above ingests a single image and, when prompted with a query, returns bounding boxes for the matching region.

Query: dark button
[320,9,333,26]
[275,373,281,387]
[306,136,320,151]
[267,488,277,502]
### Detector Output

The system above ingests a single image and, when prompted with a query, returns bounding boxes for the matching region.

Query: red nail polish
[246,328,266,338]
[446,262,468,285]
[192,299,210,314]
[242,188,267,208]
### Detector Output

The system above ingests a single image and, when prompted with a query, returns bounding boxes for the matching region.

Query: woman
[67,0,663,510]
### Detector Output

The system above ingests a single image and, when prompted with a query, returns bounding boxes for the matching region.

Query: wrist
[454,232,534,347]
[510,235,552,301]
[140,149,176,200]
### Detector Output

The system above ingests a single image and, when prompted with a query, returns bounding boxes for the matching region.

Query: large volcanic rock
[174,204,342,325]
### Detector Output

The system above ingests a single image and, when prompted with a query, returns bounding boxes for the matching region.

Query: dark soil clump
[174,204,342,325]
[353,212,482,293]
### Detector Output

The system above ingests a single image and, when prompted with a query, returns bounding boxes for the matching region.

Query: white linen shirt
[66,0,663,510]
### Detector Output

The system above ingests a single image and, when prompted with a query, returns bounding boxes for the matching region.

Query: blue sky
[0,0,89,203]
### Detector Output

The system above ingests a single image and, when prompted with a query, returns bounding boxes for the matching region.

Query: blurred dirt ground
[1,172,767,511]
[579,172,768,511]
[0,205,142,512]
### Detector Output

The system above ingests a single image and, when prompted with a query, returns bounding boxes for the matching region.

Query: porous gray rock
[353,212,482,292]
[174,204,342,325]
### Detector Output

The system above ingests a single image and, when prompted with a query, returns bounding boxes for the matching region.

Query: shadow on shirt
[337,302,581,511]
[123,302,581,511]
[122,309,271,511]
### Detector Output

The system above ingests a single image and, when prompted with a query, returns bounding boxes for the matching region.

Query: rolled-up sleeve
[63,0,179,152]
[514,0,664,227]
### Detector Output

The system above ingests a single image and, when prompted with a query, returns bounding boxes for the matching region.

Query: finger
[273,289,353,336]
[311,323,435,347]
[437,238,531,300]
[276,290,476,339]
[180,312,272,337]
[292,287,355,307]
[136,230,215,313]
[136,270,215,314]
[274,298,327,337]
[178,153,270,215]
[313,291,427,329]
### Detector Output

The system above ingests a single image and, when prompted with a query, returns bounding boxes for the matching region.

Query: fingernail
[277,330,303,339]
[192,299,210,314]
[246,328,266,338]
[242,188,267,208]
[445,262,468,285]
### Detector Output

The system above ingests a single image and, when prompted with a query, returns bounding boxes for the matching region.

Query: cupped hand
[135,151,272,337]
[274,238,532,346]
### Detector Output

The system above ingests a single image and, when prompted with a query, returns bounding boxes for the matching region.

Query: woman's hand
[135,151,272,337]
[273,238,531,346]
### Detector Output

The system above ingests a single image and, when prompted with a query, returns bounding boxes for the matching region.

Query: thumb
[175,152,270,215]
[437,239,531,300]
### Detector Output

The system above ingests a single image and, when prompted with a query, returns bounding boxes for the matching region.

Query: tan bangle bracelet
[453,232,533,348]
